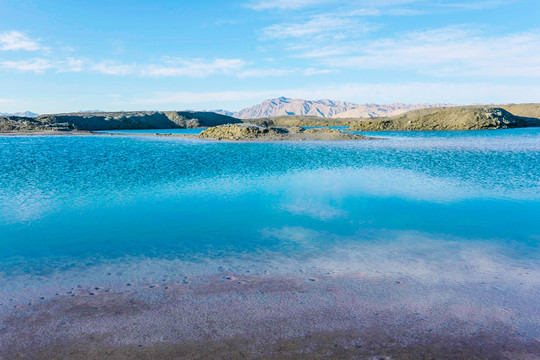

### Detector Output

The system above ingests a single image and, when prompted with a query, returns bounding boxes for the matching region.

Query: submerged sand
[1,273,539,359]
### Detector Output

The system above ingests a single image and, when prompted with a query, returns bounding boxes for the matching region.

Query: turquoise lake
[0,129,539,310]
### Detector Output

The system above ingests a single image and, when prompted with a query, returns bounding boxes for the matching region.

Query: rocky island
[195,123,372,141]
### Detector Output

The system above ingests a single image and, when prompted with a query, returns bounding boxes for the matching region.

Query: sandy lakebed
[2,272,539,359]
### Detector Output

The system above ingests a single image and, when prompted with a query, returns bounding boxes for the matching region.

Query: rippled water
[0,129,539,309]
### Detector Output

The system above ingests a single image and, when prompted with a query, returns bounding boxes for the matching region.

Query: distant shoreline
[0,124,537,140]
[2,105,540,134]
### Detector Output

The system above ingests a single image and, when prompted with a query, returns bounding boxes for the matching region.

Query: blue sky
[0,0,539,113]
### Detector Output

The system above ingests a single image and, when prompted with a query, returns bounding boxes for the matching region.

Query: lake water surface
[1,129,539,355]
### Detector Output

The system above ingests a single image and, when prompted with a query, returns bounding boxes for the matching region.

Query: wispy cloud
[141,58,247,77]
[435,0,515,11]
[262,13,373,40]
[302,67,337,75]
[0,30,291,79]
[238,68,292,78]
[319,26,540,77]
[246,0,333,10]
[247,0,511,12]
[0,55,329,79]
[0,31,42,51]
[89,61,137,75]
[89,58,286,78]
[253,0,515,59]
[0,57,89,74]
[60,57,84,72]
[259,11,378,60]
[296,45,355,58]
[0,58,52,73]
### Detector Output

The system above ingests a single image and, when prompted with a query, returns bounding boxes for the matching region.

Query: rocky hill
[223,97,454,119]
[0,111,240,132]
[0,116,63,132]
[499,103,540,121]
[348,106,540,131]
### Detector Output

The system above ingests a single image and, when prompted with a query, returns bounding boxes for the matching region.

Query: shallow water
[0,129,539,321]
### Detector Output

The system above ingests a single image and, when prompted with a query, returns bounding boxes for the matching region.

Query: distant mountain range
[213,97,455,119]
[0,111,39,118]
[2,98,456,120]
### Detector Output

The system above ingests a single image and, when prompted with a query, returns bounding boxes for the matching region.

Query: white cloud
[238,68,292,78]
[60,57,84,72]
[259,12,377,59]
[302,67,337,75]
[141,58,247,77]
[435,0,513,11]
[247,0,509,12]
[246,0,333,10]
[0,59,52,73]
[0,31,42,51]
[320,26,540,77]
[0,55,309,79]
[262,14,372,40]
[296,46,354,59]
[1,57,90,74]
[88,58,291,78]
[246,0,433,11]
[257,0,517,56]
[90,61,137,75]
